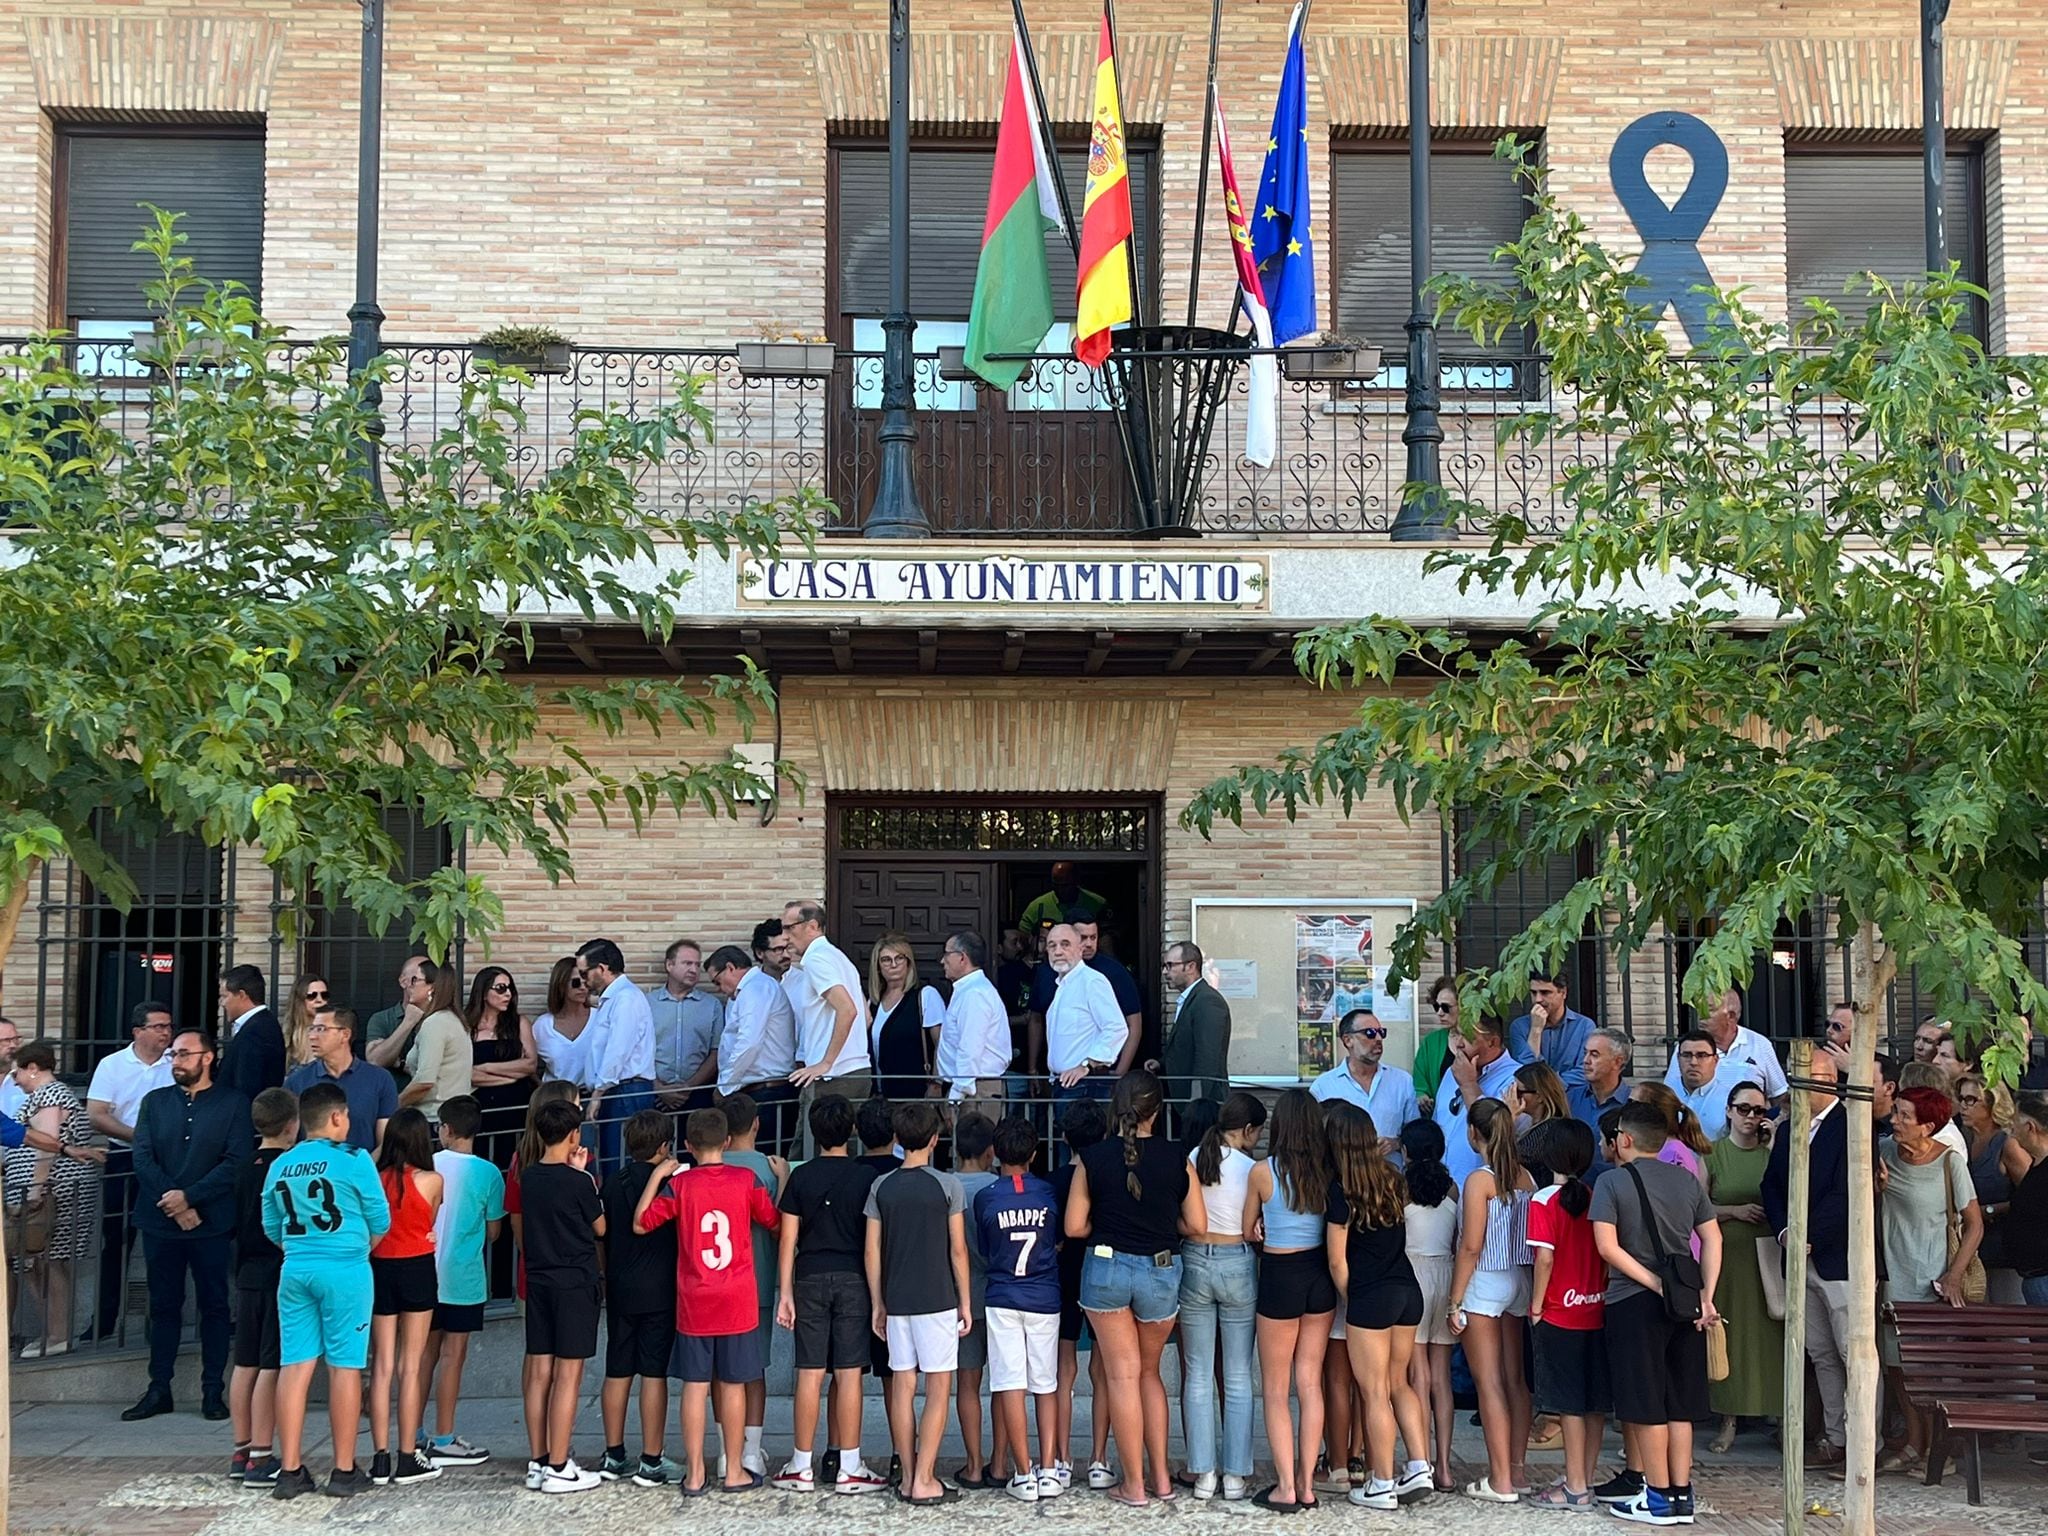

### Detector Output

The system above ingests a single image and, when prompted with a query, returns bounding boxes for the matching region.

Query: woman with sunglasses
[465,967,538,1182]
[1703,1082,1782,1453]
[534,958,594,1086]
[1412,977,1460,1117]
[282,974,332,1069]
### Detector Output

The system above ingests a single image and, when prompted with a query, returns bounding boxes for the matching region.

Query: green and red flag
[964,26,1068,390]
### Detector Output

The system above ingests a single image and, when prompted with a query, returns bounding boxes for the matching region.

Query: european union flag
[1249,3,1317,345]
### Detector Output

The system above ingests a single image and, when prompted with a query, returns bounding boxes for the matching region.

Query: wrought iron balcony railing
[3,337,1873,539]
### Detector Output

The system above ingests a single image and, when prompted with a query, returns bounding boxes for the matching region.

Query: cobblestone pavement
[15,1397,2047,1535]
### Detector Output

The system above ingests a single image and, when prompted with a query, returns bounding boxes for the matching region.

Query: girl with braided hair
[1062,1068,1185,1508]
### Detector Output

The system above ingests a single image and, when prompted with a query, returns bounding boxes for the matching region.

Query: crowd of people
[6,896,2048,1526]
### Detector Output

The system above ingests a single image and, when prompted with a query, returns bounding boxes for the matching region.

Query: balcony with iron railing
[3,336,1880,538]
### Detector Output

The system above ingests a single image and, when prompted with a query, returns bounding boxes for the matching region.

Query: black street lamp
[1390,0,1450,542]
[349,0,387,495]
[862,0,929,538]
[1921,0,1950,273]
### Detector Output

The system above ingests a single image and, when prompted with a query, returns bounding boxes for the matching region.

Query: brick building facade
[3,0,2030,1075]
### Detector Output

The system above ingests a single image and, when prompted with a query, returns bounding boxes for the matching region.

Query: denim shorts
[1079,1246,1183,1324]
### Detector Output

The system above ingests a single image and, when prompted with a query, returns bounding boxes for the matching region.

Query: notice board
[1190,897,1422,1085]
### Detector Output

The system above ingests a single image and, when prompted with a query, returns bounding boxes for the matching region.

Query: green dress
[1704,1136,1784,1418]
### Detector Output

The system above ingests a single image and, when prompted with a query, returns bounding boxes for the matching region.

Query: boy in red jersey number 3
[635,1107,784,1495]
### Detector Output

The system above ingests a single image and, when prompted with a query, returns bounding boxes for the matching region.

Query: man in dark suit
[216,963,284,1100]
[126,1028,252,1422]
[1762,1045,1849,1466]
[1154,941,1231,1125]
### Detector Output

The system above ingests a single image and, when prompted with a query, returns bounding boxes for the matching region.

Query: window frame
[48,119,267,374]
[1782,136,1989,345]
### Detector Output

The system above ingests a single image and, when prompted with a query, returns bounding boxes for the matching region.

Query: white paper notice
[1210,959,1259,999]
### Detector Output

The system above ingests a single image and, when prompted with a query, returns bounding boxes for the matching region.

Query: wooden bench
[1889,1300,2048,1505]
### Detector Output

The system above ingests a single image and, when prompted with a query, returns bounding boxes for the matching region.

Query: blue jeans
[1179,1242,1257,1477]
[2024,1272,2048,1307]
[1080,1247,1183,1324]
[597,1077,656,1173]
[1051,1073,1116,1167]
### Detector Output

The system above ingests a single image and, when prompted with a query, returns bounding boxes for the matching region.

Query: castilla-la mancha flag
[1214,88,1278,467]
[963,26,1067,391]
[1074,8,1134,368]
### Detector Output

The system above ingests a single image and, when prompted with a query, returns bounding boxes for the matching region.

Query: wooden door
[835,860,996,983]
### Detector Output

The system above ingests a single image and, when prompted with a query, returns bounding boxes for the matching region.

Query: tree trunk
[1844,924,1895,1536]
[1781,1037,1813,1536]
[0,860,37,1014]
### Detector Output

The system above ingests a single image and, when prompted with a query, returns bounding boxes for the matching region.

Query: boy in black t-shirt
[520,1098,606,1496]
[599,1110,680,1487]
[864,1100,971,1507]
[230,1087,299,1487]
[771,1094,887,1495]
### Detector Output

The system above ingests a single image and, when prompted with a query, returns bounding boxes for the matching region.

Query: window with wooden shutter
[1332,142,1535,386]
[58,128,264,348]
[1784,145,1986,341]
[830,138,1160,411]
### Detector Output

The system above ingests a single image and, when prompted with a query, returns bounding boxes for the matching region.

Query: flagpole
[1101,0,1148,331]
[1009,0,1079,258]
[1185,0,1224,332]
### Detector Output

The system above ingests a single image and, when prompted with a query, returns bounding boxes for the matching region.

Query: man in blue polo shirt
[284,1007,397,1152]
[1311,1009,1419,1148]
[1435,1017,1521,1188]
[1508,970,1598,1087]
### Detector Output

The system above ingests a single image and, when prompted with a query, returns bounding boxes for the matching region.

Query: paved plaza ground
[12,1390,2047,1536]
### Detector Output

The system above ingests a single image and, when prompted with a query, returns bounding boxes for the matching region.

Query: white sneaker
[524,1460,546,1491]
[1005,1471,1040,1503]
[1037,1468,1065,1500]
[1394,1465,1434,1503]
[1350,1480,1398,1511]
[1193,1472,1219,1501]
[1053,1460,1072,1490]
[1222,1475,1249,1502]
[1087,1461,1116,1490]
[541,1459,603,1494]
[742,1449,768,1479]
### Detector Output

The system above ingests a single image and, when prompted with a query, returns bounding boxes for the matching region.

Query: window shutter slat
[1333,150,1529,360]
[836,144,1154,321]
[64,134,264,320]
[1785,151,1980,336]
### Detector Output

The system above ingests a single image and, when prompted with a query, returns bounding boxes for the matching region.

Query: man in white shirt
[1663,985,1788,1105]
[780,900,872,1155]
[937,931,1009,1122]
[1311,1008,1419,1152]
[576,937,657,1172]
[707,943,799,1155]
[1043,923,1131,1105]
[87,1001,176,1339]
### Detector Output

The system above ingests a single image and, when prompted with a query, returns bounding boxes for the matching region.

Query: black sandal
[1252,1485,1301,1513]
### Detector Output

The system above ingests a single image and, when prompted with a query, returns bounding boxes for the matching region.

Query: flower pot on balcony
[734,341,836,380]
[475,341,572,376]
[936,346,977,384]
[132,325,233,372]
[1279,344,1381,383]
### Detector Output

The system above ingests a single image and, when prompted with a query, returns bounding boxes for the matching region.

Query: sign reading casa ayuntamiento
[737,552,1269,608]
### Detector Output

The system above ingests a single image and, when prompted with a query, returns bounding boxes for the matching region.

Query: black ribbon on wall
[1609,111,1729,348]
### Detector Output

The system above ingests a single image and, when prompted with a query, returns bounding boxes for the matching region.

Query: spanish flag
[1074,8,1134,368]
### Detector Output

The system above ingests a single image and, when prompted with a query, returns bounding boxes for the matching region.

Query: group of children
[225,1071,1720,1527]
[230,1084,506,1499]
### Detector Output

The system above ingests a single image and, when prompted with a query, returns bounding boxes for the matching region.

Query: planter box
[131,327,233,371]
[475,342,573,376]
[1279,345,1381,383]
[734,340,836,380]
[937,345,976,383]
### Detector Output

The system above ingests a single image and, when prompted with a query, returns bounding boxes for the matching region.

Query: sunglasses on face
[304,988,329,1002]
[1731,1103,1769,1116]
[489,980,514,993]
[1434,1001,1456,1012]
[1343,1027,1387,1040]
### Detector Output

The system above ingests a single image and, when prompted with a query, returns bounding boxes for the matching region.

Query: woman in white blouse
[532,955,593,1085]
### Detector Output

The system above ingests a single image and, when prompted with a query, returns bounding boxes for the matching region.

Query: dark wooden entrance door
[836,859,996,979]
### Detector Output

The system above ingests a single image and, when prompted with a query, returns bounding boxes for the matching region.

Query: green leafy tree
[1184,148,2048,1533]
[0,211,817,974]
